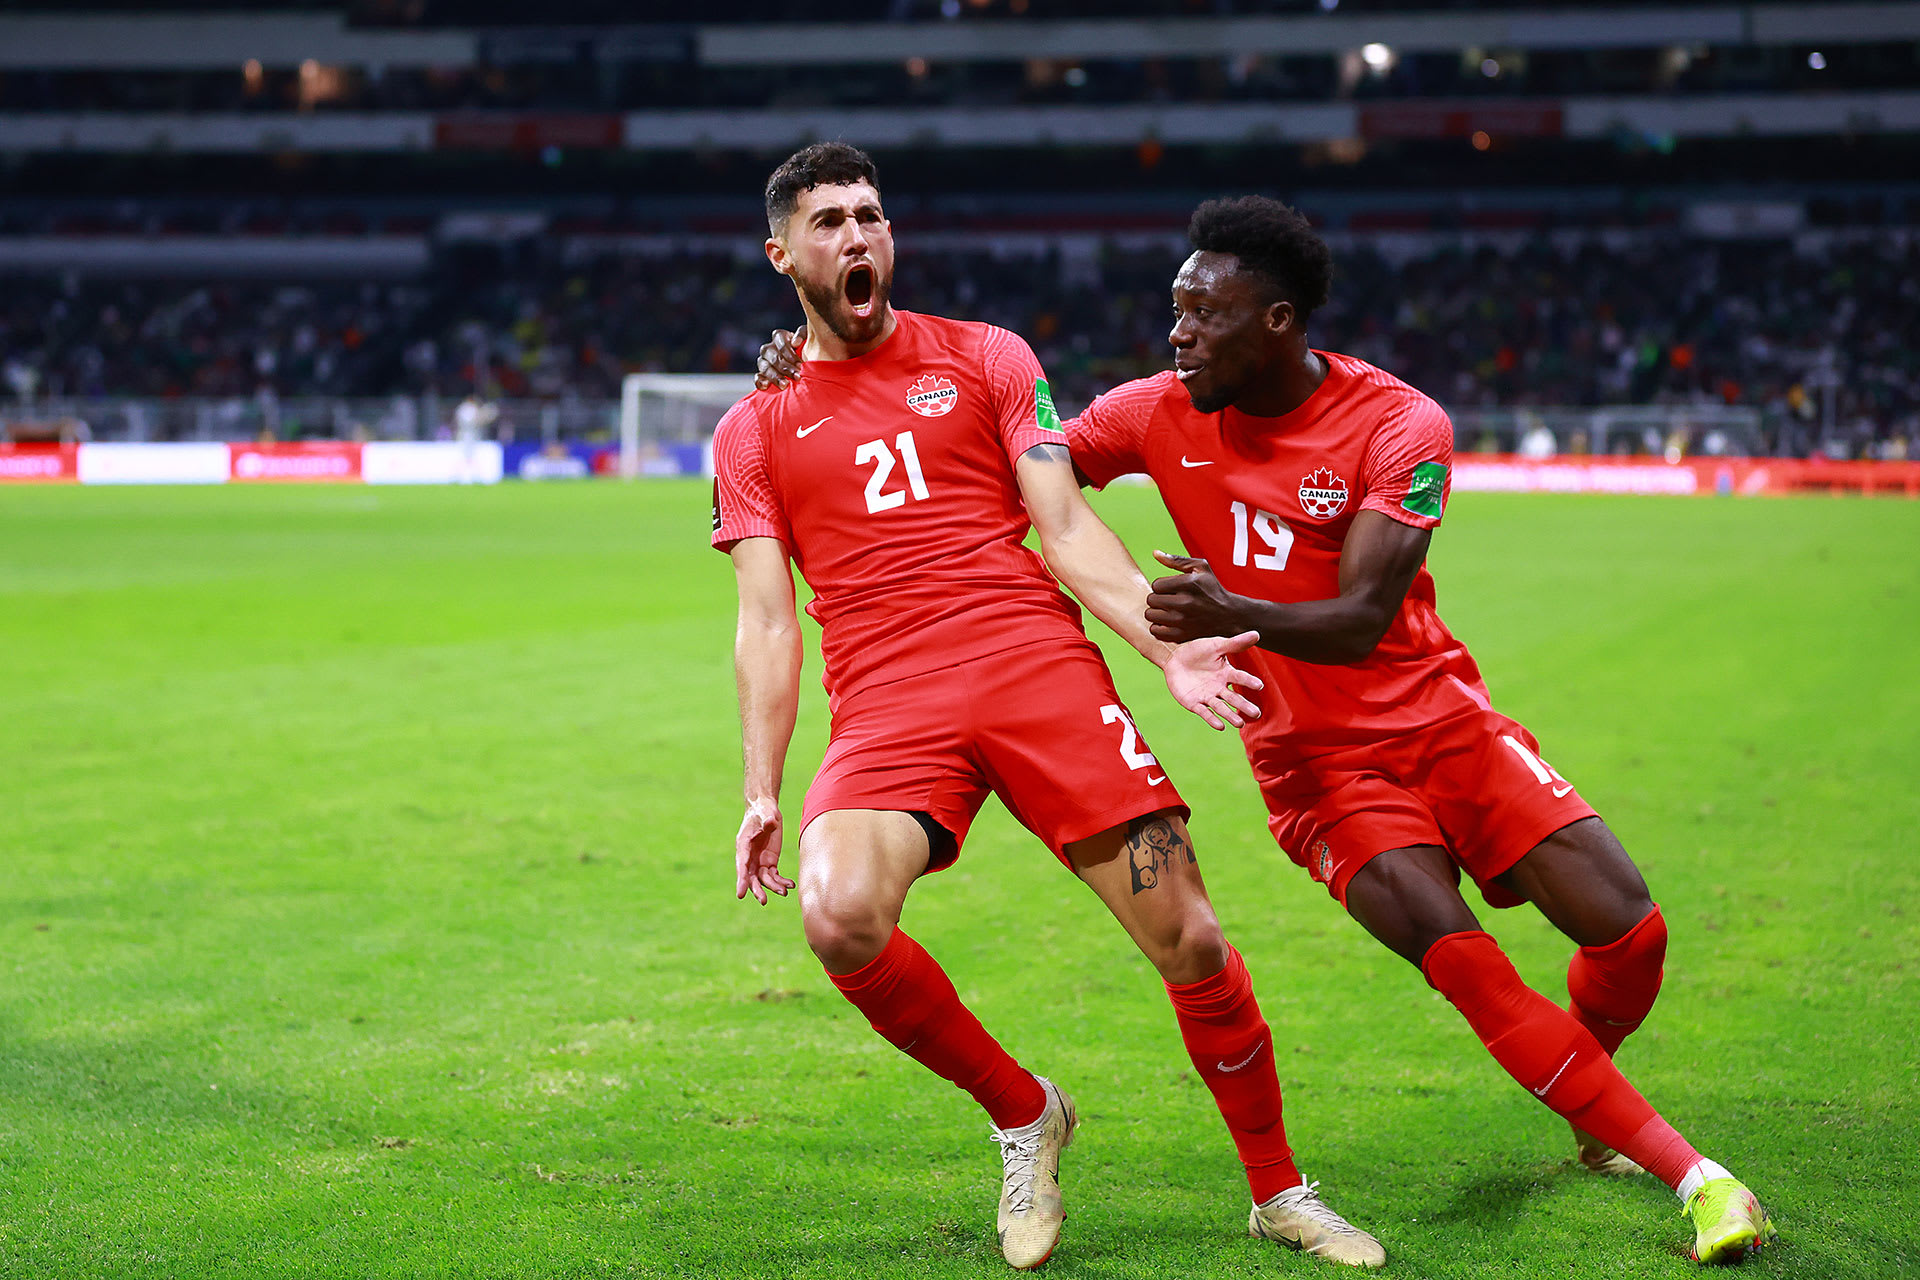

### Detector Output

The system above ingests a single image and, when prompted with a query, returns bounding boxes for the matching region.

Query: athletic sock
[1421,930,1704,1192]
[1164,947,1303,1202]
[1567,905,1667,1056]
[828,928,1046,1130]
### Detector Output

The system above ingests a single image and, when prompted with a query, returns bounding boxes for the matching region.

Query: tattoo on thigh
[1128,816,1195,895]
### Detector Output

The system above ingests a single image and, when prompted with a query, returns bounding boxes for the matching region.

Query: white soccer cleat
[989,1075,1076,1269]
[1249,1180,1387,1269]
[1572,1124,1645,1176]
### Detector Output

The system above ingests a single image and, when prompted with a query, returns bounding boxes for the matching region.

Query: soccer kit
[1067,352,1597,906]
[710,309,1186,865]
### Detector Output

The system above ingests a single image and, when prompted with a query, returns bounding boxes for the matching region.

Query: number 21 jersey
[711,310,1090,702]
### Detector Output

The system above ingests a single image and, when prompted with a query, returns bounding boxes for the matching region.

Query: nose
[1169,313,1194,349]
[844,220,870,257]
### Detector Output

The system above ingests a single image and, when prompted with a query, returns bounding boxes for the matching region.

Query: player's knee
[801,896,892,973]
[1144,908,1230,985]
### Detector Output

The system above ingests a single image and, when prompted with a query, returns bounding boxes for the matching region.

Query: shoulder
[1327,352,1447,424]
[1093,369,1184,413]
[711,392,777,458]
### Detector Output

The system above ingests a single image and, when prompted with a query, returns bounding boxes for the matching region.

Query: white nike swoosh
[1179,456,1214,468]
[1552,784,1574,798]
[1532,1051,1578,1098]
[1146,773,1167,785]
[797,416,831,438]
[1217,1042,1265,1073]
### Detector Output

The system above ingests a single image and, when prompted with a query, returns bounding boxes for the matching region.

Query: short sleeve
[980,326,1065,464]
[1360,394,1454,530]
[1064,376,1164,489]
[710,398,791,553]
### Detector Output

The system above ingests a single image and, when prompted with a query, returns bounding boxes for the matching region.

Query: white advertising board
[77,442,231,485]
[361,441,503,486]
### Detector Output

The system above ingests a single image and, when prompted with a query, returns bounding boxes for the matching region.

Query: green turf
[0,482,1914,1279]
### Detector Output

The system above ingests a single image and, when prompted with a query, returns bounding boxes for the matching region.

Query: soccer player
[755,197,1775,1266]
[715,146,1385,1270]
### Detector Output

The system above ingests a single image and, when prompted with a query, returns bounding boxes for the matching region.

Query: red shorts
[1252,704,1597,909]
[801,640,1189,871]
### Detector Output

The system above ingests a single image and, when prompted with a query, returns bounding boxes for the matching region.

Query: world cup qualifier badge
[1312,840,1334,882]
[1298,467,1350,519]
[905,373,958,417]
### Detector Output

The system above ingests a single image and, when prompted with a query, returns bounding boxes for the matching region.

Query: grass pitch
[1,481,1915,1280]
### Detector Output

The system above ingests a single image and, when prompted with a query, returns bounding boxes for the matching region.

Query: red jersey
[711,309,1090,702]
[1068,351,1486,757]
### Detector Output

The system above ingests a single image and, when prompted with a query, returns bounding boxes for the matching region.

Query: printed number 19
[857,431,930,514]
[1230,500,1294,570]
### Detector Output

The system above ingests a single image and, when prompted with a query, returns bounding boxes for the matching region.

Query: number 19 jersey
[1067,351,1485,758]
[710,310,1091,703]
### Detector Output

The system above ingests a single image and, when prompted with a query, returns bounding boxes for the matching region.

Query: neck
[800,304,898,361]
[1231,345,1326,419]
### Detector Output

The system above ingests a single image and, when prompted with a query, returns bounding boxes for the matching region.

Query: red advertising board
[1360,102,1564,140]
[228,441,362,483]
[434,114,623,151]
[0,443,78,483]
[1453,455,1920,498]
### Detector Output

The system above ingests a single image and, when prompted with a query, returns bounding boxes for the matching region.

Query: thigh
[1066,810,1225,985]
[970,642,1189,863]
[796,808,938,928]
[1493,816,1654,947]
[1343,844,1486,968]
[1408,710,1599,908]
[803,669,991,872]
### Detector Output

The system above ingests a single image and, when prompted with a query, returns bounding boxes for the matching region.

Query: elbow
[1323,612,1394,665]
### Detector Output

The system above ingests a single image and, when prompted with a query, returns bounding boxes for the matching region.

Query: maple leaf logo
[1297,467,1350,519]
[905,374,958,417]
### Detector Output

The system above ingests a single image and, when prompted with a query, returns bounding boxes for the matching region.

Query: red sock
[1165,947,1302,1202]
[1567,905,1667,1056]
[827,928,1045,1130]
[1422,931,1703,1191]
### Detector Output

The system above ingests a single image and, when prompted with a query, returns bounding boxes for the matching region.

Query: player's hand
[735,796,794,905]
[1163,631,1265,731]
[1146,550,1246,644]
[754,327,806,392]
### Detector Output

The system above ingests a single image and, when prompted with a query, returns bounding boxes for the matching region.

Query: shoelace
[989,1126,1044,1215]
[1270,1181,1363,1237]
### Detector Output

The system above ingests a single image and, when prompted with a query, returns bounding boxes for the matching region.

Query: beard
[797,263,892,346]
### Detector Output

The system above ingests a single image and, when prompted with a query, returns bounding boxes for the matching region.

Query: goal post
[618,373,759,479]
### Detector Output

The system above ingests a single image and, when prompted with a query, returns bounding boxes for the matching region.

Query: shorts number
[856,431,930,514]
[1101,704,1158,770]
[1501,735,1574,796]
[1229,500,1294,571]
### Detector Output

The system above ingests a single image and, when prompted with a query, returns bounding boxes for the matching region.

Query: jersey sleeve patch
[1402,460,1448,520]
[1035,378,1064,433]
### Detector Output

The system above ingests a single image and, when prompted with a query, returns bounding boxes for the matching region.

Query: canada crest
[905,373,959,417]
[1298,467,1349,519]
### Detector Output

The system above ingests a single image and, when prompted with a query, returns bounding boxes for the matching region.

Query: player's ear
[765,236,793,277]
[1264,298,1296,339]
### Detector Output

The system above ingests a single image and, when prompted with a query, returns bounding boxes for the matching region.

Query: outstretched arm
[1016,442,1262,730]
[1146,510,1430,665]
[730,536,803,903]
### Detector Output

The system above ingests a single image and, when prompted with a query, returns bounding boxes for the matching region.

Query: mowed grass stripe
[0,482,1913,1278]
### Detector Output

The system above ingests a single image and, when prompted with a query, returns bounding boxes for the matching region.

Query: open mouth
[1175,362,1204,382]
[844,263,875,318]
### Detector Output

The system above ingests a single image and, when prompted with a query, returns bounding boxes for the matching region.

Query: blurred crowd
[4,231,1916,458]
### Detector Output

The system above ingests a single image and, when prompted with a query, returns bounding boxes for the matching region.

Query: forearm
[1226,593,1390,666]
[734,620,803,801]
[1043,520,1175,668]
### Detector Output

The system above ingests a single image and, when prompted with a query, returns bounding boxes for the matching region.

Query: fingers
[1219,658,1265,691]
[1218,628,1263,655]
[1212,700,1246,728]
[1152,548,1204,572]
[1220,687,1261,719]
[1149,621,1182,643]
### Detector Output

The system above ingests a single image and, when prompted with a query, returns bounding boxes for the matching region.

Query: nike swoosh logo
[1217,1042,1265,1074]
[796,416,831,438]
[1146,773,1167,785]
[1179,456,1214,468]
[1532,1051,1578,1098]
[1552,784,1574,798]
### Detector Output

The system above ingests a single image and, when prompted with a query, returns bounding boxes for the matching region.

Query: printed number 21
[1230,500,1294,570]
[856,431,930,514]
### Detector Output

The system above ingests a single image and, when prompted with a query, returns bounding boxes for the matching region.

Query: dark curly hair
[765,142,880,236]
[1187,196,1333,319]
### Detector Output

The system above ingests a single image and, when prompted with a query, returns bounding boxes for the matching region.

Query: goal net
[618,373,758,479]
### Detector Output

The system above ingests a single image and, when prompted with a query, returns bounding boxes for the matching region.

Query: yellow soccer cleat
[1685,1177,1776,1264]
[990,1076,1076,1269]
[1249,1181,1387,1269]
